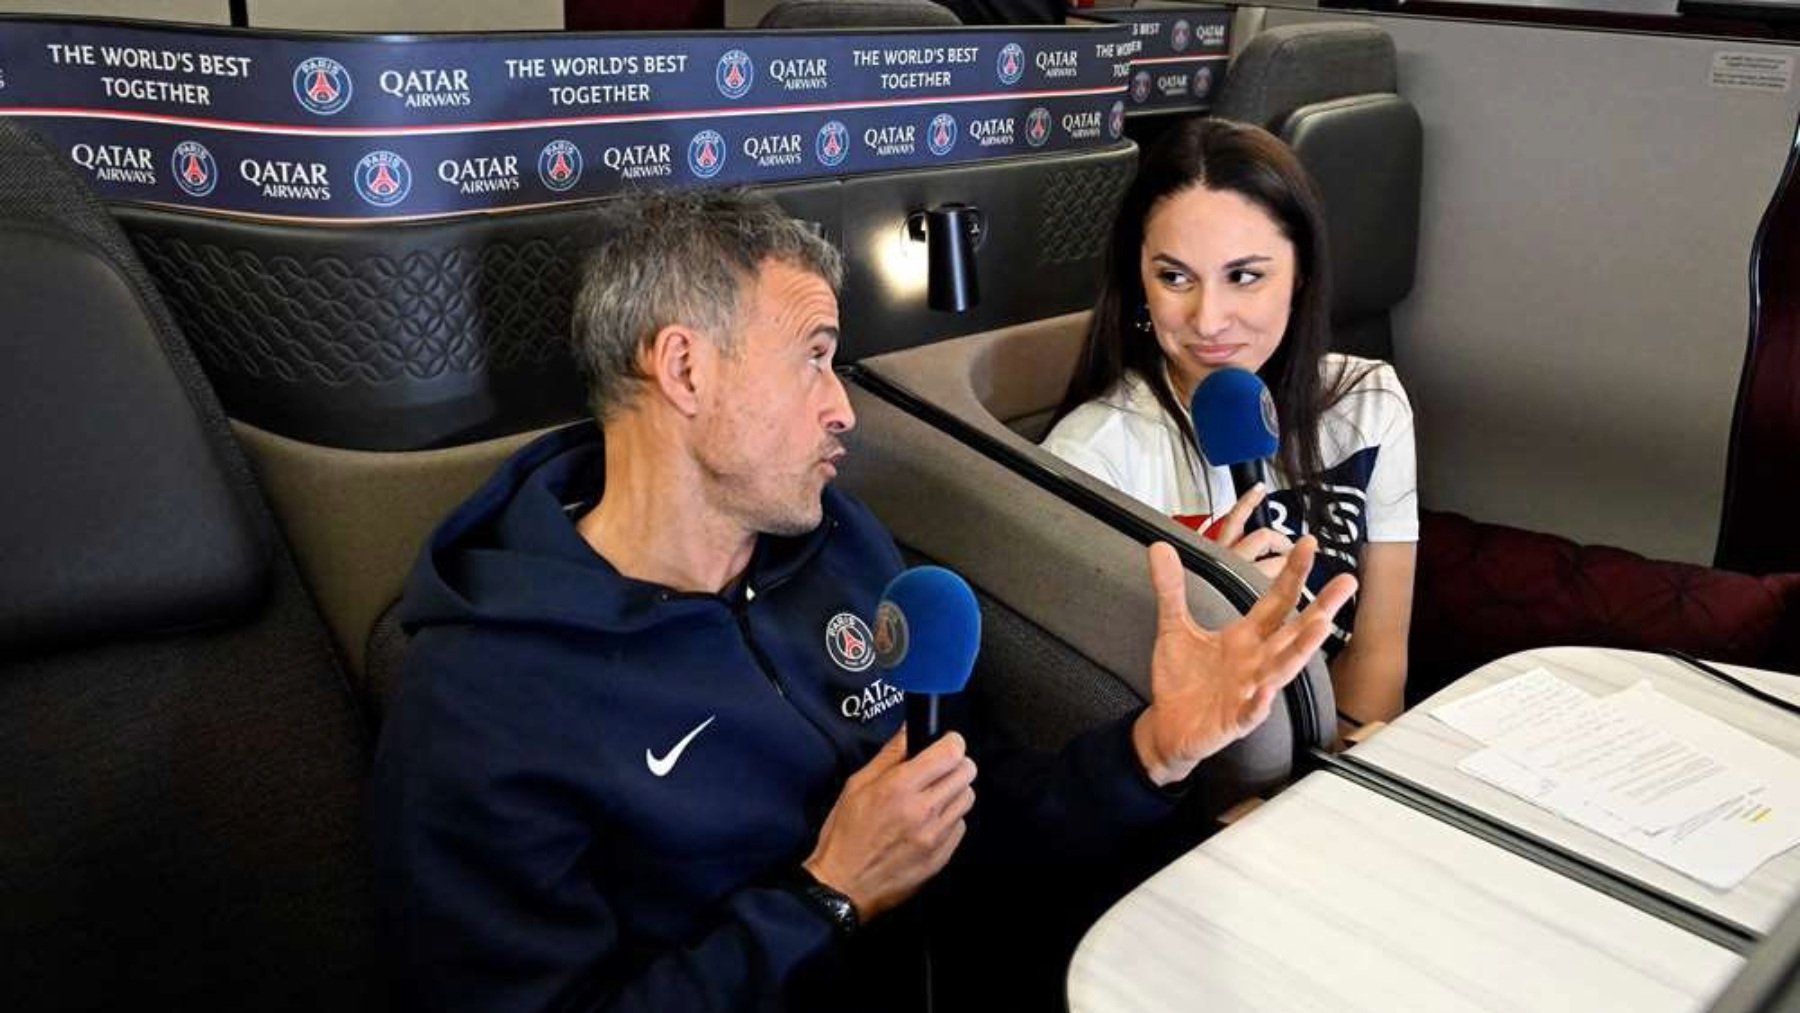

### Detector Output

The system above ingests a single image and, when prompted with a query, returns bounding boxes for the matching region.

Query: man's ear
[646,324,708,417]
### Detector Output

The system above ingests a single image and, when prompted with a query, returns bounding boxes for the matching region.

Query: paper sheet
[1486,690,1762,832]
[1431,667,1593,744]
[1436,670,1800,889]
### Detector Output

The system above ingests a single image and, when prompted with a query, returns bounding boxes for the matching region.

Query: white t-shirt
[1042,354,1418,636]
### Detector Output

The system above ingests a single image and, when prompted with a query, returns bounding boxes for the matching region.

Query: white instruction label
[1710,51,1794,93]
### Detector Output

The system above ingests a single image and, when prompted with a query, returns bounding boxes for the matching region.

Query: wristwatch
[786,866,860,938]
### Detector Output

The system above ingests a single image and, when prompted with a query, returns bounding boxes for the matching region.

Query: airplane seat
[1214,22,1421,363]
[227,424,550,718]
[0,119,378,1009]
[1410,512,1800,695]
[365,599,411,719]
[943,310,1090,441]
[757,0,962,28]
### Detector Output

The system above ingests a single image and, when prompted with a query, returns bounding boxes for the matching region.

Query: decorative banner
[1073,4,1231,114]
[0,17,1135,221]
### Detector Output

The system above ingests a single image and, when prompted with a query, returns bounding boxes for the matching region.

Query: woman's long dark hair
[1053,118,1358,533]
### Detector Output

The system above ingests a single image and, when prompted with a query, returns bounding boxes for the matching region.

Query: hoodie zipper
[725,522,859,771]
[732,592,787,698]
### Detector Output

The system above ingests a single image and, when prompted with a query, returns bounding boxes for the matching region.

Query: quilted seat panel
[1410,510,1800,700]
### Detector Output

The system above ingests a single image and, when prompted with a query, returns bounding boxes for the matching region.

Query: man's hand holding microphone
[802,537,1354,921]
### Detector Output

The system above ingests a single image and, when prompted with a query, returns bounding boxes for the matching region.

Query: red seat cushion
[1408,510,1800,702]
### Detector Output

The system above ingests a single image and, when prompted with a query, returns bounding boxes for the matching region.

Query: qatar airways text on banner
[0,17,1132,219]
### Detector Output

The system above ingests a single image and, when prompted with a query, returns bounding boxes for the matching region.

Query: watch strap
[785,866,860,938]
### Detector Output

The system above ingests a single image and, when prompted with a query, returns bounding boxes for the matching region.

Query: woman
[1042,118,1417,728]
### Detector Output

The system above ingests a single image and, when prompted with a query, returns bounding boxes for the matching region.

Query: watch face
[822,891,855,921]
[804,881,859,935]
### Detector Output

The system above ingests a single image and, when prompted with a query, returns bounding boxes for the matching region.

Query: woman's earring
[1134,304,1155,334]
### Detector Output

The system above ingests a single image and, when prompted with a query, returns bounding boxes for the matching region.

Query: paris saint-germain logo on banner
[537,139,583,192]
[996,43,1024,86]
[293,56,353,116]
[926,113,957,156]
[1193,65,1214,99]
[688,129,726,178]
[715,49,754,99]
[170,140,216,197]
[1131,70,1152,104]
[1025,106,1052,147]
[816,120,850,168]
[1171,20,1193,53]
[1109,101,1126,140]
[354,150,412,207]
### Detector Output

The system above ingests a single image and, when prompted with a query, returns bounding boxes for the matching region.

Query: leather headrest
[1213,22,1398,131]
[1284,94,1422,325]
[758,0,962,28]
[0,119,270,653]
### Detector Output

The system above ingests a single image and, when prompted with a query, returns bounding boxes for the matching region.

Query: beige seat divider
[841,351,1332,799]
[232,420,557,688]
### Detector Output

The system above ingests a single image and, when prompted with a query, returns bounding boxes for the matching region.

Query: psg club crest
[716,49,754,99]
[353,150,412,208]
[873,601,910,669]
[1131,70,1153,105]
[1193,65,1215,99]
[1172,19,1193,53]
[816,120,850,168]
[926,113,957,157]
[293,56,353,116]
[687,129,726,179]
[1108,101,1126,140]
[1260,386,1280,439]
[1025,107,1052,148]
[170,140,216,198]
[996,43,1025,86]
[826,612,876,673]
[537,139,583,192]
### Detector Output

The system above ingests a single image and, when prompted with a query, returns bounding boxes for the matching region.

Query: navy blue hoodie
[371,424,1177,1012]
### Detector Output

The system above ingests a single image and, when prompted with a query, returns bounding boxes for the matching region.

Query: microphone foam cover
[874,566,980,695]
[1189,366,1279,467]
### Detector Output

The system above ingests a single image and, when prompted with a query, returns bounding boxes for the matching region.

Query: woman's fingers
[1245,536,1319,635]
[1234,527,1294,563]
[1210,483,1266,546]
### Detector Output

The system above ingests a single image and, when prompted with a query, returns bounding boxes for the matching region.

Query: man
[370,189,1352,1011]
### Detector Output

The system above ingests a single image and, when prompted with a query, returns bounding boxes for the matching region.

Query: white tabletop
[1067,771,1744,1013]
[1349,647,1800,933]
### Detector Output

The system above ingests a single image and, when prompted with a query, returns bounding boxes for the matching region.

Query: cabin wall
[1264,4,1800,566]
[0,0,226,22]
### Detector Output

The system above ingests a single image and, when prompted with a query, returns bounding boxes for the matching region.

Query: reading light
[906,203,983,312]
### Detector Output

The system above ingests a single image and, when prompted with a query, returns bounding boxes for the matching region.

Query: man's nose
[822,368,855,434]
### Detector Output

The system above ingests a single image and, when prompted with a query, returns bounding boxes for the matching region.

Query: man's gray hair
[570,188,844,420]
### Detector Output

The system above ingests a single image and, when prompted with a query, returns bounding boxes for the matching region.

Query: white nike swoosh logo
[646,715,716,778]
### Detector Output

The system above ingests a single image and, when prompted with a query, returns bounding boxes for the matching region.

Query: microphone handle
[1228,460,1274,534]
[906,693,940,757]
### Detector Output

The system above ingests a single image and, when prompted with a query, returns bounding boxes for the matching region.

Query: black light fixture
[906,203,984,312]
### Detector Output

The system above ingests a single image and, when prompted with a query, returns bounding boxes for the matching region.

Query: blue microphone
[1190,367,1280,532]
[873,567,981,757]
